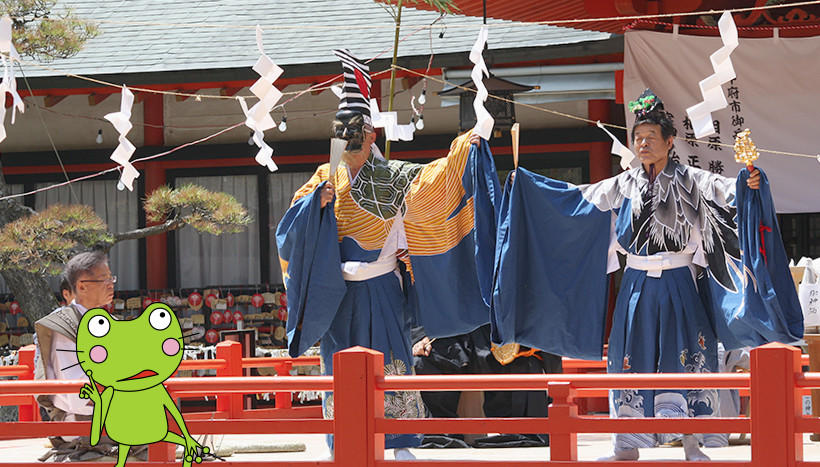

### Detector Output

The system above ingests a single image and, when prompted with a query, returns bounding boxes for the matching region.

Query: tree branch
[114,218,185,243]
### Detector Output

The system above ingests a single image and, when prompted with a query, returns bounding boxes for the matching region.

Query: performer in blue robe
[491,89,802,461]
[276,50,498,458]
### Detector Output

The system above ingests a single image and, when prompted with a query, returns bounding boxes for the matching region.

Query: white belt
[626,253,694,278]
[341,256,398,281]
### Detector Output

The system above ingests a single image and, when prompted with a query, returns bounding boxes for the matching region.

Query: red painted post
[16,345,36,422]
[275,361,293,409]
[216,341,243,418]
[148,442,176,462]
[750,343,803,467]
[588,99,613,183]
[547,381,578,461]
[143,162,168,290]
[333,347,384,467]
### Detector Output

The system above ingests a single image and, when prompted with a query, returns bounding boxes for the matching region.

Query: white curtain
[35,180,140,291]
[176,175,260,288]
[268,172,314,286]
[0,184,24,294]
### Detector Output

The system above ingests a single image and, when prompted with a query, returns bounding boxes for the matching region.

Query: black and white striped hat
[333,49,372,129]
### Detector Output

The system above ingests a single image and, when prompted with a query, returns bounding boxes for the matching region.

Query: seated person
[34,251,125,462]
[412,324,562,448]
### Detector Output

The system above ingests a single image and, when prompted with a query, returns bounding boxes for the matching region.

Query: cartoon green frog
[77,302,209,467]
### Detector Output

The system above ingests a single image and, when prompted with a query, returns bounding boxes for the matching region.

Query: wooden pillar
[142,92,168,290]
[805,333,820,440]
[750,343,802,467]
[333,347,384,466]
[547,381,578,461]
[587,99,612,183]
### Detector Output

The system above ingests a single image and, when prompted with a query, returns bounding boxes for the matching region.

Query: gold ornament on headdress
[733,128,759,171]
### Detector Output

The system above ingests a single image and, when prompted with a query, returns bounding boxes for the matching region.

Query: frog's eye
[88,315,110,338]
[149,307,172,331]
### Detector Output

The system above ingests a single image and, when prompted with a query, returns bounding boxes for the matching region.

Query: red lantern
[233,311,243,323]
[209,312,223,326]
[223,309,233,323]
[279,293,287,307]
[205,294,217,309]
[142,297,153,308]
[251,293,264,308]
[188,292,203,308]
[205,329,219,344]
[9,301,21,315]
[277,308,287,321]
[226,293,235,307]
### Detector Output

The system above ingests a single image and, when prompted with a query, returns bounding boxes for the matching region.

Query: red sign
[226,293,235,308]
[143,297,153,308]
[223,310,233,323]
[205,329,219,344]
[277,308,287,321]
[205,294,217,308]
[233,311,243,323]
[251,293,264,308]
[209,312,223,326]
[279,293,288,307]
[9,301,21,315]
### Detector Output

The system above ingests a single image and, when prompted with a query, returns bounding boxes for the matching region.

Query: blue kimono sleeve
[728,168,803,345]
[470,141,502,307]
[405,138,498,338]
[275,182,348,357]
[491,167,611,360]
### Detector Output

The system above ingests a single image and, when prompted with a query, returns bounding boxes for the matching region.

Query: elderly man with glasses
[34,250,119,462]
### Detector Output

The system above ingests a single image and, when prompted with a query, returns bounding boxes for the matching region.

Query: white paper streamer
[469,25,494,140]
[596,121,636,170]
[239,25,283,172]
[685,11,739,139]
[104,86,139,191]
[369,98,415,142]
[0,16,25,143]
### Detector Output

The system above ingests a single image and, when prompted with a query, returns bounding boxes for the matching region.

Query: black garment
[413,324,562,448]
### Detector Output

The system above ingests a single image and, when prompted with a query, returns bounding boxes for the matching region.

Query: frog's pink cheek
[162,338,180,356]
[89,345,107,363]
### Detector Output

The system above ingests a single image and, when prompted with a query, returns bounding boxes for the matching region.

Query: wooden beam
[401,76,421,91]
[43,95,67,107]
[175,89,200,102]
[219,87,243,97]
[87,93,111,106]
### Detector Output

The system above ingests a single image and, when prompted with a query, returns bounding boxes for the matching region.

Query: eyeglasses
[79,275,117,285]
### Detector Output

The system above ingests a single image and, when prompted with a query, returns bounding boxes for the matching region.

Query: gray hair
[64,251,109,293]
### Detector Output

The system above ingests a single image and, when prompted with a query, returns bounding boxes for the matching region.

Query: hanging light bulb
[247,131,255,146]
[416,114,424,131]
[95,129,103,144]
[116,180,125,191]
[418,89,427,105]
[278,116,287,132]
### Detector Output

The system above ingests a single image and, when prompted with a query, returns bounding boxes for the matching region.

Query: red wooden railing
[0,342,818,466]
